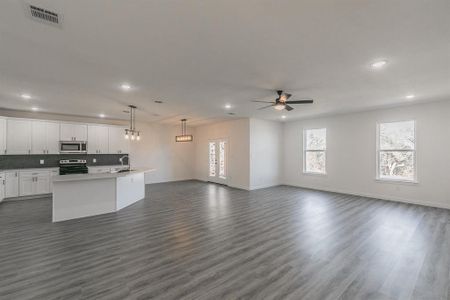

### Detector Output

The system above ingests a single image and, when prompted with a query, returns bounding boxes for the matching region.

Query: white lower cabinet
[19,171,51,196]
[19,172,34,196]
[5,171,19,198]
[0,173,5,202]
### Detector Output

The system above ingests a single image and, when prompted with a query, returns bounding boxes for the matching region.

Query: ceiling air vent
[29,5,59,25]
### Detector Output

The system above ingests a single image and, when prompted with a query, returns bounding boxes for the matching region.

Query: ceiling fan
[252,90,313,111]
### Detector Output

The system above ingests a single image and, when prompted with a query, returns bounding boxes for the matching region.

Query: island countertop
[52,168,155,182]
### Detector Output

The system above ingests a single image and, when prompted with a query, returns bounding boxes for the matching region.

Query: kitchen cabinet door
[88,125,108,154]
[19,172,34,196]
[46,122,60,154]
[0,118,6,155]
[109,127,129,154]
[5,171,19,198]
[6,119,32,154]
[0,173,5,202]
[32,121,60,154]
[73,124,87,141]
[31,121,48,154]
[60,123,74,141]
[35,173,50,195]
[60,123,87,141]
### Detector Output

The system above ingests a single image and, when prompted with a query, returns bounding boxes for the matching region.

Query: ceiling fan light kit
[176,119,193,142]
[252,90,314,112]
[274,103,285,110]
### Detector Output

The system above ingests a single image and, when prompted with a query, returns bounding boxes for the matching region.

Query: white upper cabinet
[60,123,87,141]
[31,121,46,154]
[108,127,129,154]
[46,122,60,154]
[6,119,32,155]
[2,118,133,156]
[0,118,6,155]
[88,125,109,154]
[31,121,60,154]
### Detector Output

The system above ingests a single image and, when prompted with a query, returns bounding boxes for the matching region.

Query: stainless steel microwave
[59,141,87,153]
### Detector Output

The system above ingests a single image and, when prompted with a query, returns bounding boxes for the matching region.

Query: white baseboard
[145,178,195,184]
[249,183,281,191]
[283,183,450,210]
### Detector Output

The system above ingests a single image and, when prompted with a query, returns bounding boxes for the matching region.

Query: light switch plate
[40,160,44,165]
[93,158,97,163]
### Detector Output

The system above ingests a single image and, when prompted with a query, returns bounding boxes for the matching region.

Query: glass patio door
[208,139,227,184]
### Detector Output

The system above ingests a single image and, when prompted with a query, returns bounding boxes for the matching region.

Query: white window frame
[376,120,418,184]
[303,128,327,175]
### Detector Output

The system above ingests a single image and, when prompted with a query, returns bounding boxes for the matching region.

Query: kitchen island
[52,169,154,222]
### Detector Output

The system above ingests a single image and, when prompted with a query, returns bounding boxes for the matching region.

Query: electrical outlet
[93,158,97,163]
[40,160,44,165]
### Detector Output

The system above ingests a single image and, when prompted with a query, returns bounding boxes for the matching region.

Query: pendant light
[124,105,141,141]
[175,119,193,142]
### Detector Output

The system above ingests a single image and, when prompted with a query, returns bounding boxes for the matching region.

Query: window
[303,128,326,174]
[377,120,416,182]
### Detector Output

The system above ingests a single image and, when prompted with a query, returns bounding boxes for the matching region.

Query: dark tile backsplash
[0,154,129,170]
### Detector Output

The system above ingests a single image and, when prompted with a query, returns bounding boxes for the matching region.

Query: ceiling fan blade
[276,90,283,96]
[285,100,314,104]
[252,100,274,103]
[285,105,294,111]
[284,93,292,100]
[258,104,275,110]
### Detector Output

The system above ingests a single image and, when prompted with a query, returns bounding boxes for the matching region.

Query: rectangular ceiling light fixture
[175,135,193,142]
[175,119,193,142]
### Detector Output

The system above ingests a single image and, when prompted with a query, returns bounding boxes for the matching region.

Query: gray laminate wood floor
[0,181,449,300]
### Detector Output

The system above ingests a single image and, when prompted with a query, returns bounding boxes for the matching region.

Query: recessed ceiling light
[225,104,231,109]
[21,93,31,99]
[371,60,387,69]
[406,94,415,99]
[99,113,105,118]
[120,83,131,91]
[281,115,286,119]
[31,107,39,111]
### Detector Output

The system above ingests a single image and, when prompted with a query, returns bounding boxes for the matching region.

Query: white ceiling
[0,0,449,125]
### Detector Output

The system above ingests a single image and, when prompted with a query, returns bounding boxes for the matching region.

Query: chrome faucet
[119,155,129,168]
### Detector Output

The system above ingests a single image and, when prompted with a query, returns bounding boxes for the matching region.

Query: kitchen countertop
[53,168,155,182]
[88,165,129,168]
[0,165,127,172]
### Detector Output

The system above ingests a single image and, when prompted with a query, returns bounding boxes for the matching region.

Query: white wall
[194,119,250,190]
[283,100,450,209]
[249,118,282,190]
[130,122,195,184]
